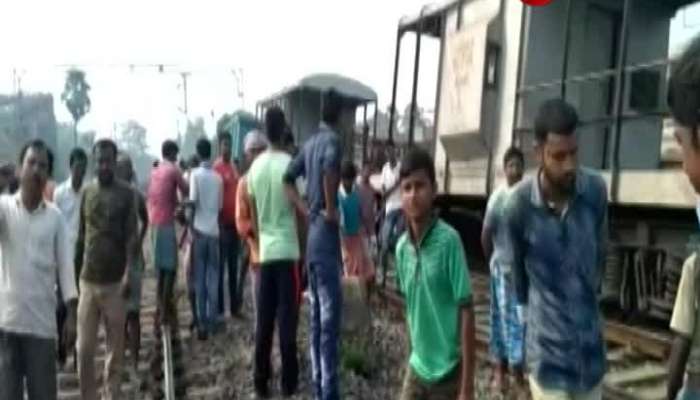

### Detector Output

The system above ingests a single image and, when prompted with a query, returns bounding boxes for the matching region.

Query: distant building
[0,93,57,164]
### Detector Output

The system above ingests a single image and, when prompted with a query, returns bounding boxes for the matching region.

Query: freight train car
[390,0,699,323]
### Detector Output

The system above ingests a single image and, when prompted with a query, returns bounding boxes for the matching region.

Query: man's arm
[668,255,697,400]
[668,335,691,400]
[137,193,148,246]
[447,233,475,400]
[75,194,86,281]
[322,138,341,222]
[55,214,78,349]
[459,305,476,400]
[283,147,307,214]
[122,190,139,296]
[504,194,528,308]
[176,168,190,196]
[481,192,499,262]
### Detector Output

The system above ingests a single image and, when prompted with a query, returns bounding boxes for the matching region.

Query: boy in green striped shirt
[395,147,475,400]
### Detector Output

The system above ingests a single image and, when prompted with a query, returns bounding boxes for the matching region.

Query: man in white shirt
[54,148,88,277]
[53,147,88,367]
[0,139,78,400]
[189,138,223,340]
[379,144,403,284]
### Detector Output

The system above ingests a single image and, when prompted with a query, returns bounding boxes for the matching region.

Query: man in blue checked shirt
[503,99,608,400]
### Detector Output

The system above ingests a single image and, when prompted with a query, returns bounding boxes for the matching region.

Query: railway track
[55,272,218,400]
[378,271,672,400]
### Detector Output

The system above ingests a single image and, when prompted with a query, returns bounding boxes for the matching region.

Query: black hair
[218,131,232,144]
[283,126,295,147]
[18,139,52,174]
[340,159,357,180]
[161,140,179,159]
[399,147,436,185]
[196,138,212,160]
[503,146,524,166]
[93,139,118,158]
[668,34,700,145]
[178,160,187,170]
[322,89,343,125]
[46,147,54,177]
[69,147,88,167]
[534,98,579,143]
[188,154,201,169]
[265,106,287,145]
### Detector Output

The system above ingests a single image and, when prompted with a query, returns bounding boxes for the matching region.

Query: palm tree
[61,69,91,146]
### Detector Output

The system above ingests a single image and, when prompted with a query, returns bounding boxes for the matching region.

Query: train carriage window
[484,43,500,90]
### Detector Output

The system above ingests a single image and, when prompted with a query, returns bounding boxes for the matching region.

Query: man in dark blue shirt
[284,90,343,400]
[504,99,607,399]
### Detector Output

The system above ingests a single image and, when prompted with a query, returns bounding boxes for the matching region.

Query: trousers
[194,231,221,332]
[254,260,299,394]
[218,224,240,315]
[0,330,57,400]
[308,260,343,400]
[77,280,126,400]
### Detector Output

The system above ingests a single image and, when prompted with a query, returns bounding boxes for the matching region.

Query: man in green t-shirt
[395,147,475,400]
[247,107,301,398]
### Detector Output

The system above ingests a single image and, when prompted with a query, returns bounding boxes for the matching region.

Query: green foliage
[61,69,91,124]
[116,120,153,185]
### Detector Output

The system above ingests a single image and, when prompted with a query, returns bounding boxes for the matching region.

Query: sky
[0,0,440,154]
[0,0,699,156]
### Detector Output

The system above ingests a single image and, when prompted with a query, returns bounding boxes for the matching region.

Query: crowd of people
[3,33,700,400]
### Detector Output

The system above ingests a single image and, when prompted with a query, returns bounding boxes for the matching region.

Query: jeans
[0,330,57,400]
[77,280,127,400]
[254,260,299,394]
[529,376,602,400]
[194,231,221,333]
[308,260,343,400]
[218,224,240,315]
[380,209,404,287]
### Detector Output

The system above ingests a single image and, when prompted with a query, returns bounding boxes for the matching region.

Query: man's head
[503,146,525,187]
[534,98,579,194]
[244,129,268,165]
[265,106,287,146]
[196,138,212,161]
[18,139,51,197]
[161,140,179,163]
[93,139,118,186]
[69,147,88,185]
[360,163,372,183]
[399,147,437,222]
[115,152,134,183]
[218,131,232,161]
[283,127,297,155]
[340,159,357,191]
[322,89,343,128]
[0,163,15,192]
[669,34,700,194]
[188,155,201,170]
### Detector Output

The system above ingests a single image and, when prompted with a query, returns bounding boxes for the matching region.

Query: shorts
[152,223,178,272]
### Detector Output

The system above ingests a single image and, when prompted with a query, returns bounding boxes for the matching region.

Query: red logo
[521,0,554,5]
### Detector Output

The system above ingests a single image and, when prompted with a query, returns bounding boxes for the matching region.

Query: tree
[61,69,91,146]
[179,117,207,159]
[117,120,153,185]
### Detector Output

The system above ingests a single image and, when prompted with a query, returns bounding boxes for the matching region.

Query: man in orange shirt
[214,131,242,317]
[235,130,267,314]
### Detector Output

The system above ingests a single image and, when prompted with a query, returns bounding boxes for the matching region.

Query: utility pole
[180,72,190,116]
[231,68,244,109]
